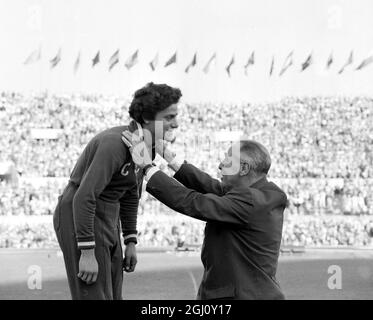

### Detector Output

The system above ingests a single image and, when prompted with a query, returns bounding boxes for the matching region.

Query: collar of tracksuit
[128,120,144,140]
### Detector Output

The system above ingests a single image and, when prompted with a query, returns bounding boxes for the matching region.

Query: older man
[122,132,287,300]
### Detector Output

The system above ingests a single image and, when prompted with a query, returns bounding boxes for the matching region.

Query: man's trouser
[53,182,123,300]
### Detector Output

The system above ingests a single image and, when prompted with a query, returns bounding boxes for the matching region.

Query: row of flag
[24,47,373,76]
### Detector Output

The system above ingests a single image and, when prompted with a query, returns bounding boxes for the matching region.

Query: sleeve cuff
[168,157,184,172]
[145,166,160,181]
[77,241,96,250]
[76,235,96,250]
[123,234,138,245]
[173,161,187,178]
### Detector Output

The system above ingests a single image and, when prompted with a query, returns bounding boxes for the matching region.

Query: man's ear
[239,162,251,176]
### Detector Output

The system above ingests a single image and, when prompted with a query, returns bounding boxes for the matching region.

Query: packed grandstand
[1,92,373,248]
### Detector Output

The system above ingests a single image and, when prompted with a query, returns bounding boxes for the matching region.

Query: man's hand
[155,139,176,163]
[122,131,152,169]
[78,248,98,285]
[123,242,137,273]
[155,139,182,172]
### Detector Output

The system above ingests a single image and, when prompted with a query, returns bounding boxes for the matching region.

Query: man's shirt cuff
[170,159,187,175]
[168,157,185,173]
[145,166,160,181]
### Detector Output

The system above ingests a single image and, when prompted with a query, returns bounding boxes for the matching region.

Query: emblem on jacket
[120,163,131,176]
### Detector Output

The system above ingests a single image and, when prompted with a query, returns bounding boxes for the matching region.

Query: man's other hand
[77,248,98,285]
[123,242,137,273]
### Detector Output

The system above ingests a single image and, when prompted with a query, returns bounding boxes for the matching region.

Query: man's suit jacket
[146,163,287,300]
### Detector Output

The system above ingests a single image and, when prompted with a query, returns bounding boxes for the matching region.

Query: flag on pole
[203,53,216,74]
[164,52,177,67]
[269,55,275,77]
[225,55,235,77]
[326,52,333,69]
[300,52,313,71]
[338,50,353,74]
[356,54,373,71]
[108,49,120,71]
[125,50,139,69]
[92,51,100,67]
[50,48,61,69]
[244,51,255,75]
[73,52,81,74]
[185,53,197,73]
[24,46,41,65]
[279,51,293,76]
[149,53,159,71]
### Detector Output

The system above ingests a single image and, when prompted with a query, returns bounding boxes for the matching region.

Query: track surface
[0,249,372,300]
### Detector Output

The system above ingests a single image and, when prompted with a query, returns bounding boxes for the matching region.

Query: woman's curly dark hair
[129,82,182,124]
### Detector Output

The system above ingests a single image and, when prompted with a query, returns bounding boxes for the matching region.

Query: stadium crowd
[1,213,372,249]
[1,92,373,248]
